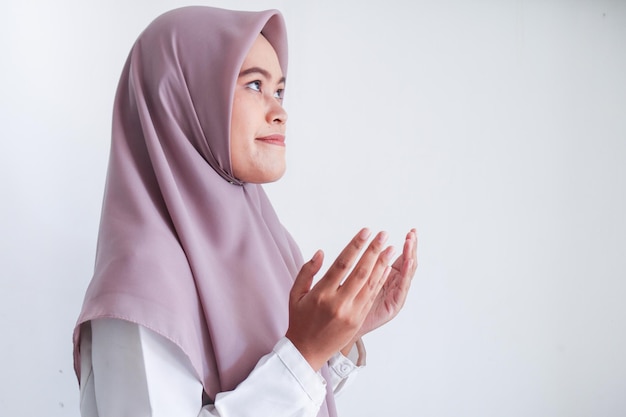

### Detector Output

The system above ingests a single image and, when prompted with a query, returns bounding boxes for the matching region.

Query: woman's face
[230,34,287,184]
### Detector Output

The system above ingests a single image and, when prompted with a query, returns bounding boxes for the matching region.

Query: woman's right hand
[285,228,396,371]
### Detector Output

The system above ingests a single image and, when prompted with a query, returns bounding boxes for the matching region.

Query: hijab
[73,6,336,416]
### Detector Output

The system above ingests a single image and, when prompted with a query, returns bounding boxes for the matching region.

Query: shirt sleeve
[326,339,366,395]
[80,318,362,417]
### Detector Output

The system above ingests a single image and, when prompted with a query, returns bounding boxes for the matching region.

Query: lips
[256,134,285,147]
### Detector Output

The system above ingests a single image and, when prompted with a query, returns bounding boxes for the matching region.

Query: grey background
[1,0,625,416]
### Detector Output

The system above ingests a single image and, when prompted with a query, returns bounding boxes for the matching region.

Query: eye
[274,89,285,100]
[246,80,262,92]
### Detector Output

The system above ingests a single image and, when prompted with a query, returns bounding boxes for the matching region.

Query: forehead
[240,34,283,78]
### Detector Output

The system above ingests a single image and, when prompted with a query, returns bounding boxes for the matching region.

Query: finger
[316,228,372,290]
[290,250,324,301]
[352,245,396,306]
[396,231,418,293]
[338,231,389,296]
[394,229,417,274]
[399,258,414,292]
[353,264,394,330]
[407,229,418,274]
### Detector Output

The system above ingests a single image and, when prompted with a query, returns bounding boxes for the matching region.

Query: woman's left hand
[342,229,418,353]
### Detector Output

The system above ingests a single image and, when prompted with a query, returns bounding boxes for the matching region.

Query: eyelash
[245,80,284,100]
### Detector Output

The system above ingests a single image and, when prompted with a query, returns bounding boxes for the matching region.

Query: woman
[74,6,417,417]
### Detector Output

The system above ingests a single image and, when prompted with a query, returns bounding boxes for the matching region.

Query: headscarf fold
[73,6,335,416]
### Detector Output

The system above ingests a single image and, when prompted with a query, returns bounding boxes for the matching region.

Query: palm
[358,254,411,337]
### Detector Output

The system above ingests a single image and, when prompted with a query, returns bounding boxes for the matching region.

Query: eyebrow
[238,67,286,85]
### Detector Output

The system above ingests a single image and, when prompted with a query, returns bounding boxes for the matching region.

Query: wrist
[284,333,327,372]
[340,342,354,357]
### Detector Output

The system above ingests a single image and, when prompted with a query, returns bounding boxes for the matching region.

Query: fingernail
[359,228,371,240]
[311,250,321,262]
[377,231,388,243]
[384,246,396,262]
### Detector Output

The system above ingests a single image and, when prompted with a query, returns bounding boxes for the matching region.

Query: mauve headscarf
[73,6,336,416]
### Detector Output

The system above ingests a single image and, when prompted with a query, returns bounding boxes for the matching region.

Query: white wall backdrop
[1,1,625,416]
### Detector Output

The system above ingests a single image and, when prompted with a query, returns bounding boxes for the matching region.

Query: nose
[266,99,287,125]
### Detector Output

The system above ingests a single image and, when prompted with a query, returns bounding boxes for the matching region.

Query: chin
[264,172,285,183]
[241,166,286,184]
[258,168,286,184]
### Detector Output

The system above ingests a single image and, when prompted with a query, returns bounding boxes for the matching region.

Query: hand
[342,229,418,353]
[285,229,395,371]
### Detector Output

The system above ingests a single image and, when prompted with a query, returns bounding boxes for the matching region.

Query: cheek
[230,95,258,145]
[229,132,251,180]
[230,95,250,173]
[230,96,244,145]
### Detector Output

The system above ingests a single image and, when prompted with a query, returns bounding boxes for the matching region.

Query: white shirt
[79,318,364,417]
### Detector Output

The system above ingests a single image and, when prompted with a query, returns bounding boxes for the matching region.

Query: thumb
[290,250,324,300]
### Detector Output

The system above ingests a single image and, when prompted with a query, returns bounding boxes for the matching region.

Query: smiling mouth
[256,134,285,147]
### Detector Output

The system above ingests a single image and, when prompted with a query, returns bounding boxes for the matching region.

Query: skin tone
[231,34,418,372]
[230,34,287,184]
[287,228,417,371]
